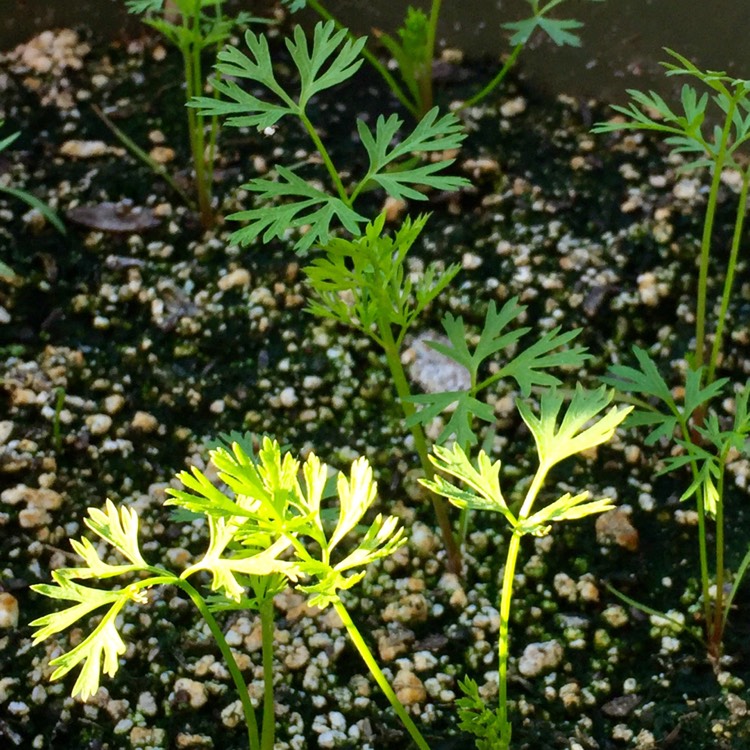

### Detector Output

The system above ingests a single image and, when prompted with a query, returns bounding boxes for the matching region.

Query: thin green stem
[52,386,65,453]
[723,544,750,631]
[694,100,736,369]
[298,111,350,204]
[376,315,463,574]
[175,578,260,750]
[494,464,548,744]
[603,582,706,646]
[707,167,750,383]
[673,411,714,634]
[205,0,223,191]
[460,42,524,111]
[695,479,713,636]
[413,0,442,116]
[332,599,430,750]
[710,462,726,658]
[259,597,276,750]
[496,530,521,749]
[91,104,195,208]
[518,465,547,521]
[305,0,418,116]
[186,15,213,228]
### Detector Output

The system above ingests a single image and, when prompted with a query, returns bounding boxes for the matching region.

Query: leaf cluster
[126,0,261,54]
[593,49,750,172]
[31,440,404,699]
[422,385,631,537]
[376,7,431,107]
[192,21,469,250]
[30,502,157,700]
[604,347,750,516]
[504,0,604,48]
[456,677,510,750]
[602,346,727,445]
[405,297,590,447]
[305,212,459,346]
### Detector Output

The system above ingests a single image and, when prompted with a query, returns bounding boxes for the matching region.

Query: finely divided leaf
[429,299,528,379]
[406,390,496,447]
[227,166,366,250]
[500,326,588,396]
[357,108,470,198]
[287,22,366,108]
[518,491,615,536]
[518,385,631,471]
[31,574,147,701]
[504,1,586,48]
[329,457,378,551]
[85,500,147,568]
[423,444,517,525]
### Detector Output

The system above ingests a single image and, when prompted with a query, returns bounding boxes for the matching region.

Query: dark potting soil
[1,17,750,750]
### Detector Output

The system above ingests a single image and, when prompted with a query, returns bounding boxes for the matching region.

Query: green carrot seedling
[192,20,470,250]
[31,438,430,750]
[423,386,631,749]
[306,215,590,568]
[125,0,267,228]
[282,0,604,117]
[603,351,750,661]
[594,50,750,662]
[593,49,750,380]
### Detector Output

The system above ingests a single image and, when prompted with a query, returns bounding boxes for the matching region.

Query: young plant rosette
[30,438,431,750]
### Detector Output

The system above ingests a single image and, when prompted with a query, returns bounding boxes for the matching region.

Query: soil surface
[1,14,750,750]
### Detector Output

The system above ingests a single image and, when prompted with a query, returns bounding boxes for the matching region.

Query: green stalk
[495,466,546,747]
[414,0,442,116]
[259,597,276,750]
[179,1,214,229]
[710,461,727,659]
[298,111,351,204]
[706,167,750,383]
[204,0,224,192]
[52,386,65,453]
[175,578,261,750]
[460,42,524,111]
[694,99,736,369]
[496,530,521,749]
[694,477,713,638]
[305,0,418,116]
[376,315,463,574]
[674,411,714,635]
[91,104,195,208]
[332,599,430,750]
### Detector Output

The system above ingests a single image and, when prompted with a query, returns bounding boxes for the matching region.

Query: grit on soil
[1,21,750,750]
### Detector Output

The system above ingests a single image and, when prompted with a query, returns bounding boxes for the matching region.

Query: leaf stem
[460,42,524,111]
[694,97,736,369]
[259,596,276,750]
[694,477,713,639]
[174,578,261,750]
[496,530,521,750]
[376,315,463,574]
[415,0,442,116]
[183,4,213,229]
[298,111,350,204]
[332,599,430,750]
[494,463,547,745]
[710,461,726,658]
[90,104,195,208]
[706,166,750,383]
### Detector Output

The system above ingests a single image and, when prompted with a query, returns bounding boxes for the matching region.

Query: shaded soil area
[1,17,750,750]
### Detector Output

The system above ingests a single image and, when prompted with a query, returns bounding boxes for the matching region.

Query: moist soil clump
[1,20,750,750]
